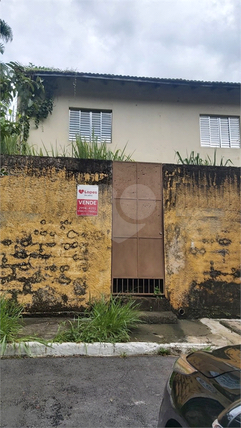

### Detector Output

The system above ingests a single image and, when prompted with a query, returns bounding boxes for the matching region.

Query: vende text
[79,200,97,205]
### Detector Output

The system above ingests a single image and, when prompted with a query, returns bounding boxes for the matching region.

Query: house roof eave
[28,70,240,90]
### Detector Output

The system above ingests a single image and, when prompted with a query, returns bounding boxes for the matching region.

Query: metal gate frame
[111,162,164,295]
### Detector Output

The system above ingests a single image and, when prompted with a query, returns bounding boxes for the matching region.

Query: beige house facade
[28,72,240,166]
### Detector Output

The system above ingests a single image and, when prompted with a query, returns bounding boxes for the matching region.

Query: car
[158,345,241,427]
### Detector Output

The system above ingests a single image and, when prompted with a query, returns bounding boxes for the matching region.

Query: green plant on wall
[70,136,134,161]
[175,150,233,166]
[1,134,134,161]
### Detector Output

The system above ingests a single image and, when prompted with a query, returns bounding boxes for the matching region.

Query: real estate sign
[77,185,98,216]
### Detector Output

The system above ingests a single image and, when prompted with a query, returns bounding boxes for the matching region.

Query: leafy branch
[0,61,54,146]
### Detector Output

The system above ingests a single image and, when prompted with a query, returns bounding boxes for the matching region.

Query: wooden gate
[112,162,164,295]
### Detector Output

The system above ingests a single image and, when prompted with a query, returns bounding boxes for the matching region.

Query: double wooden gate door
[112,162,164,295]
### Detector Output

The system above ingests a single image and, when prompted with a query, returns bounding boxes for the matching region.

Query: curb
[0,341,216,358]
[219,320,241,336]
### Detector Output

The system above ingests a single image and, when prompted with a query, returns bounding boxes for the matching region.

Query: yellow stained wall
[163,165,241,318]
[0,156,112,313]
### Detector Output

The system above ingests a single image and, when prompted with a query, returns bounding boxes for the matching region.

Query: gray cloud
[1,0,240,81]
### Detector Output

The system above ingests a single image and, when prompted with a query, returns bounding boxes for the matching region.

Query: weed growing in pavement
[202,346,212,352]
[0,294,49,356]
[157,347,171,356]
[53,296,141,343]
[200,346,212,352]
[0,295,23,353]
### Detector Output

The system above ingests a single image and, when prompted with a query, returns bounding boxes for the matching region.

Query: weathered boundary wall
[1,157,240,318]
[163,164,240,318]
[0,156,112,314]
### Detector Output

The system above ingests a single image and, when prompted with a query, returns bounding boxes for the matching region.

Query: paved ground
[17,316,241,344]
[1,317,240,427]
[1,316,240,358]
[0,355,175,428]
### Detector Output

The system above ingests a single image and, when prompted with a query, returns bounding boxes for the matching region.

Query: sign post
[77,185,98,216]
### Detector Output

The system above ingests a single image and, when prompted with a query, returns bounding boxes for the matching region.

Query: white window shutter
[69,109,112,143]
[80,111,91,141]
[200,116,211,147]
[209,117,220,147]
[92,112,101,141]
[69,110,80,140]
[220,117,230,148]
[229,117,240,148]
[200,115,240,149]
[101,112,112,143]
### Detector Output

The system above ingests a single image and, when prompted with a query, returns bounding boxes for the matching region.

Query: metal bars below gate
[112,278,164,295]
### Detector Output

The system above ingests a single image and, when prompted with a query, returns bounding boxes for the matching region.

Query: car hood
[186,345,241,378]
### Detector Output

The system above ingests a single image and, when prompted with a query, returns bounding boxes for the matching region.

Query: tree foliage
[1,61,54,149]
[0,19,13,54]
[0,20,54,152]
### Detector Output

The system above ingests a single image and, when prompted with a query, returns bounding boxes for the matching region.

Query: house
[27,71,241,166]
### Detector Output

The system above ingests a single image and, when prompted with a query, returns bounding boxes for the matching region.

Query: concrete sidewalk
[1,316,240,358]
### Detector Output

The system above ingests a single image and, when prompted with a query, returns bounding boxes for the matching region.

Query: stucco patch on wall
[163,165,240,318]
[165,225,185,275]
[0,156,112,314]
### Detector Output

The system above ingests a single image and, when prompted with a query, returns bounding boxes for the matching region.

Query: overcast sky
[1,0,240,82]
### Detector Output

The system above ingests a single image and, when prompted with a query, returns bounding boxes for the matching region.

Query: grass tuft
[0,294,49,356]
[175,150,233,166]
[0,295,24,354]
[157,347,171,356]
[54,296,141,343]
[0,134,134,161]
[71,136,134,161]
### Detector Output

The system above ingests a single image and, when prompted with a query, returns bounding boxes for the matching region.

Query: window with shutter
[69,109,112,143]
[200,115,240,148]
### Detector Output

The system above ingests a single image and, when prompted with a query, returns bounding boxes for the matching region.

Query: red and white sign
[77,185,98,216]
